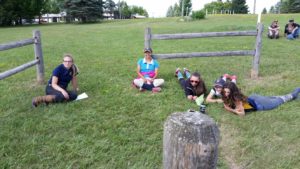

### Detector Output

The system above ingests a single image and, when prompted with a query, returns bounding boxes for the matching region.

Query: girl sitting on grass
[221,82,300,116]
[175,68,207,104]
[32,54,79,107]
[133,48,164,93]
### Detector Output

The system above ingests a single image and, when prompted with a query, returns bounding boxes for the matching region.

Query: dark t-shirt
[284,23,300,34]
[183,79,206,97]
[48,64,74,89]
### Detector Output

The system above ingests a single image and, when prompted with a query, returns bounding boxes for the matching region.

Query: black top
[284,23,300,34]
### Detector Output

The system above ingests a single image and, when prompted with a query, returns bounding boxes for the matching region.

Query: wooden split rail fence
[0,30,44,84]
[144,23,264,78]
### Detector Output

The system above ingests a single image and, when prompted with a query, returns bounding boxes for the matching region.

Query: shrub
[191,10,206,20]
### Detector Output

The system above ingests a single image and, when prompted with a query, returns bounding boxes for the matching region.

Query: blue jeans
[248,94,284,111]
[287,28,299,39]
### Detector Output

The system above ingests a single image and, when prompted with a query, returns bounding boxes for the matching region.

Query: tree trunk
[163,111,220,169]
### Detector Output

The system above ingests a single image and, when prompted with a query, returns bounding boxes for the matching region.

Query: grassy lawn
[1,14,300,168]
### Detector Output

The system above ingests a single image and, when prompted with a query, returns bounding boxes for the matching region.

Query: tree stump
[163,111,220,169]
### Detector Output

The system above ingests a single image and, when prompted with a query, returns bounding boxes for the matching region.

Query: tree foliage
[203,0,234,14]
[166,0,191,17]
[204,1,232,13]
[103,0,115,16]
[262,8,267,14]
[0,0,49,26]
[179,0,192,16]
[269,6,276,13]
[275,0,300,13]
[191,10,205,20]
[231,0,248,13]
[115,1,148,19]
[130,6,148,17]
[64,0,103,23]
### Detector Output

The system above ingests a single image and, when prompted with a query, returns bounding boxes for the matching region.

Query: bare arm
[206,92,223,103]
[136,65,146,82]
[223,101,245,116]
[51,76,69,100]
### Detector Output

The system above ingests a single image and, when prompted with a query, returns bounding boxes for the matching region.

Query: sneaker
[223,73,230,79]
[139,87,146,92]
[152,87,161,93]
[183,68,190,74]
[231,75,237,83]
[175,68,181,77]
[131,82,138,89]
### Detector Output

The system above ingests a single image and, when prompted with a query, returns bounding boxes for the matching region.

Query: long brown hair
[190,72,207,96]
[221,82,246,108]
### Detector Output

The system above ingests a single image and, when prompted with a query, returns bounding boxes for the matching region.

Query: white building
[41,12,66,23]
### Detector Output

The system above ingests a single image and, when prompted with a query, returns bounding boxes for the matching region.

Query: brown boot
[32,95,55,107]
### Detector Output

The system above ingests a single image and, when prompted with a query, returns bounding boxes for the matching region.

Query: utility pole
[181,0,184,17]
[118,0,121,19]
[253,0,256,14]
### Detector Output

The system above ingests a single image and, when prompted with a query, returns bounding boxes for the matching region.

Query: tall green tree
[118,1,131,18]
[262,7,267,14]
[269,6,275,13]
[130,6,148,17]
[179,0,192,16]
[166,6,174,17]
[278,0,300,13]
[289,0,300,12]
[0,0,49,26]
[274,1,281,13]
[64,0,103,23]
[203,0,232,14]
[103,0,116,17]
[231,0,248,13]
[166,2,184,17]
[45,0,65,13]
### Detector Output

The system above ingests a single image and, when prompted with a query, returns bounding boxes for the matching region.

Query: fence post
[251,23,263,79]
[33,30,45,84]
[163,111,220,169]
[144,27,151,49]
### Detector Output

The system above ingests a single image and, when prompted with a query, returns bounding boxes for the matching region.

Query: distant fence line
[144,23,264,79]
[0,30,45,84]
[206,9,235,15]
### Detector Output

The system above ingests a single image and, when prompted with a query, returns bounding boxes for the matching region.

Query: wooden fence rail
[0,38,35,51]
[151,31,257,40]
[145,24,264,79]
[0,30,44,84]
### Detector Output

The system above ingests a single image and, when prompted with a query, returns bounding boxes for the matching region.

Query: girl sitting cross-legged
[133,48,164,93]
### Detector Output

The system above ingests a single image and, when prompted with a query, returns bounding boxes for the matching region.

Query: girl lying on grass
[221,82,300,116]
[175,68,207,105]
[206,74,237,104]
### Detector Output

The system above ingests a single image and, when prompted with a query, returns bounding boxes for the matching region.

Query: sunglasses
[190,80,199,83]
[63,60,73,63]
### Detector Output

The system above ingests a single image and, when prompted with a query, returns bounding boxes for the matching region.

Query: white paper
[75,92,88,101]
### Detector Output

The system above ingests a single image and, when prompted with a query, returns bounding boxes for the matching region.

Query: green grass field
[1,14,300,168]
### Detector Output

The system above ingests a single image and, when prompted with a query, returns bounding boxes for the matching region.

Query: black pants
[46,85,77,102]
[179,78,186,89]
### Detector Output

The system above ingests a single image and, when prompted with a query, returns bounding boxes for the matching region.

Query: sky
[115,0,280,17]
